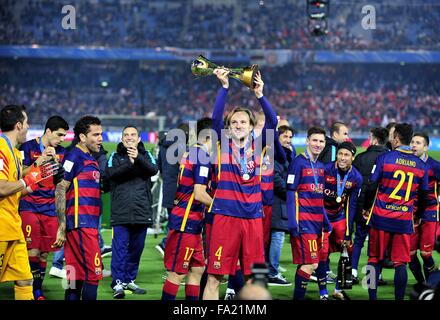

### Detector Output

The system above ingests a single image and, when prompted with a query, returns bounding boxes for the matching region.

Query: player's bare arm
[52,179,70,248]
[194,183,213,207]
[0,179,26,197]
[253,71,264,99]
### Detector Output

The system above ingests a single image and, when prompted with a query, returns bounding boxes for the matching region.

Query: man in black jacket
[318,122,349,164]
[351,127,389,284]
[106,125,158,299]
[268,125,295,286]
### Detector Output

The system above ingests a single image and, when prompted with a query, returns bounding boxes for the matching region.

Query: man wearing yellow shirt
[0,105,58,300]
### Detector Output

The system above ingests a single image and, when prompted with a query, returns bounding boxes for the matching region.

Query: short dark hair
[196,117,213,136]
[73,115,101,139]
[278,125,294,136]
[330,122,346,137]
[370,127,389,146]
[44,116,69,132]
[177,122,189,145]
[413,132,430,146]
[123,125,139,133]
[386,122,398,130]
[0,105,26,132]
[307,126,326,138]
[394,123,413,146]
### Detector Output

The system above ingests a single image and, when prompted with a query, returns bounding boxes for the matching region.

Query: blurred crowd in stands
[1,59,439,133]
[1,0,440,50]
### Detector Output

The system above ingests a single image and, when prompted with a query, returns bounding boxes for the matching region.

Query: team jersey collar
[396,145,413,154]
[1,133,21,179]
[194,142,209,155]
[76,143,90,154]
[37,136,47,153]
[421,153,428,162]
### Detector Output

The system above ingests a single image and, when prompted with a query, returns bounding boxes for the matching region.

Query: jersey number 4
[389,170,414,202]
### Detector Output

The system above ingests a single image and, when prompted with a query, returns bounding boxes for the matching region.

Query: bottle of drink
[337,244,352,289]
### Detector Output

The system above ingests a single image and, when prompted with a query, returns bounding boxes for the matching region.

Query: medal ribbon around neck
[39,136,45,153]
[1,134,21,179]
[231,138,251,179]
[336,167,350,203]
[305,148,319,191]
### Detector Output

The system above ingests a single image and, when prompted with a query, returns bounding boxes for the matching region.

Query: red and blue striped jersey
[260,146,274,206]
[286,154,326,235]
[209,139,264,219]
[169,144,211,234]
[62,145,101,231]
[367,147,429,234]
[323,162,363,239]
[19,138,65,217]
[415,156,440,222]
[204,150,219,226]
[210,87,278,219]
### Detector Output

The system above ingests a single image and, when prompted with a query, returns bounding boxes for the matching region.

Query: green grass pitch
[1,143,439,300]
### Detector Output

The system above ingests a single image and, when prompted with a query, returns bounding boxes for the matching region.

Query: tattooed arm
[52,179,70,249]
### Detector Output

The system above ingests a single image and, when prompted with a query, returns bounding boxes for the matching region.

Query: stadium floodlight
[306,0,330,36]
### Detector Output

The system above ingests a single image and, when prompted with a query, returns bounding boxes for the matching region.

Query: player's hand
[52,225,66,249]
[253,71,264,99]
[21,161,59,192]
[413,218,421,228]
[213,67,230,89]
[36,146,56,165]
[127,146,138,163]
[362,209,370,221]
[342,240,352,248]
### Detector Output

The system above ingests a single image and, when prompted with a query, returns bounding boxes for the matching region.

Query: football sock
[409,255,425,283]
[82,281,99,300]
[351,245,362,271]
[367,262,380,300]
[199,271,208,300]
[185,284,200,300]
[421,255,435,281]
[325,258,331,274]
[14,285,34,300]
[162,279,180,300]
[29,256,41,294]
[316,261,328,296]
[394,263,408,300]
[65,280,83,300]
[39,260,47,289]
[228,270,245,292]
[335,278,341,292]
[293,268,310,300]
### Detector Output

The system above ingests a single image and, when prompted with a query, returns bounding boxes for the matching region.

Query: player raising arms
[408,133,440,284]
[363,123,429,300]
[19,116,68,300]
[52,115,104,300]
[286,126,328,300]
[202,68,278,300]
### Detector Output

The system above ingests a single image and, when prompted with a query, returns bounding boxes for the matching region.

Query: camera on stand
[250,262,270,288]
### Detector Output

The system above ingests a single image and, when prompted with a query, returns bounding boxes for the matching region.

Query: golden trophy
[191,55,259,89]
